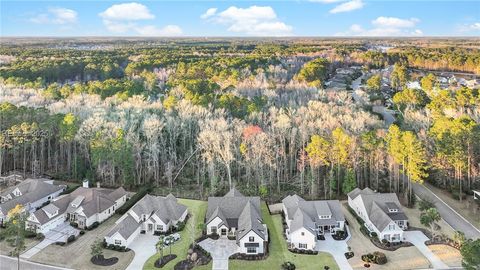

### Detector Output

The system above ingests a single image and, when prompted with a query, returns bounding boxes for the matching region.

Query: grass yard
[197,203,339,270]
[143,198,208,270]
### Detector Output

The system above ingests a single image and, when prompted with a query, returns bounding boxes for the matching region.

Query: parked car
[165,233,181,245]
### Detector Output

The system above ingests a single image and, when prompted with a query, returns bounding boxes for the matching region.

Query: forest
[0,38,479,202]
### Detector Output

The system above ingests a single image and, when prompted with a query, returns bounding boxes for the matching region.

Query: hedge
[116,185,152,215]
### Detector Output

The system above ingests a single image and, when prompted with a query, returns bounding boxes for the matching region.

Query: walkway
[0,255,72,270]
[125,234,158,270]
[315,229,353,270]
[198,238,239,270]
[404,231,449,269]
[21,222,79,259]
[413,183,480,240]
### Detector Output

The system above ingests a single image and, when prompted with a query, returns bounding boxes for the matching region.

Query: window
[389,224,395,230]
[249,236,254,242]
[299,243,307,249]
[108,209,111,214]
[247,247,256,253]
[397,221,403,226]
[211,226,217,234]
[301,232,305,236]
[157,225,164,231]
[115,240,121,245]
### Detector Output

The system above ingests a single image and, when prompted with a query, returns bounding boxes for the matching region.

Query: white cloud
[30,7,77,24]
[309,0,346,3]
[201,8,217,19]
[329,0,364,14]
[202,5,293,36]
[98,2,182,36]
[336,16,423,36]
[135,25,183,36]
[470,22,480,30]
[372,17,419,28]
[99,2,154,21]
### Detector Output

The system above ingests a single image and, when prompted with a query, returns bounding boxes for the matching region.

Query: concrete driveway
[21,222,79,259]
[316,229,353,270]
[0,255,72,270]
[125,233,159,270]
[413,183,480,240]
[404,231,449,269]
[198,238,239,270]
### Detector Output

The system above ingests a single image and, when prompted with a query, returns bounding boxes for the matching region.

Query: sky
[1,0,479,37]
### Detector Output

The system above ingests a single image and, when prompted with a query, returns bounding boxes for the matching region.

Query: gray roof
[130,194,187,224]
[282,194,344,234]
[106,215,140,239]
[350,188,408,231]
[347,187,375,200]
[206,189,266,241]
[106,194,187,240]
[30,186,126,225]
[0,179,64,215]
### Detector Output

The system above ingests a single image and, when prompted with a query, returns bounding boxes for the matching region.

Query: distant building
[0,178,65,225]
[205,188,268,255]
[282,194,345,251]
[27,182,126,234]
[348,188,408,243]
[104,194,188,248]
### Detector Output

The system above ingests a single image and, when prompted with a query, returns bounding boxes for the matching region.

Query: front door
[148,224,153,232]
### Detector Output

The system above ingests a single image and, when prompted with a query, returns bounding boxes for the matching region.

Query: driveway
[0,255,72,270]
[315,229,353,270]
[21,222,79,259]
[413,183,480,240]
[125,233,158,270]
[404,231,449,269]
[198,238,239,270]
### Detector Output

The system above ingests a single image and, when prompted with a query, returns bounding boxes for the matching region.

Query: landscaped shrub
[87,221,99,230]
[372,251,387,264]
[35,233,45,240]
[67,235,76,243]
[176,221,186,231]
[79,230,85,235]
[24,230,37,238]
[281,261,296,270]
[370,232,377,238]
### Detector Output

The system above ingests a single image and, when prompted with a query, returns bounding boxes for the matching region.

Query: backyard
[143,198,208,270]
[196,203,339,270]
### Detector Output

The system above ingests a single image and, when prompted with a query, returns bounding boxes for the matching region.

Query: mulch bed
[154,254,177,268]
[174,244,211,270]
[332,230,349,241]
[91,255,119,266]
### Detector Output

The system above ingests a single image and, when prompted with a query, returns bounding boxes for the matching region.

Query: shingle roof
[347,187,375,200]
[30,186,126,225]
[0,179,64,215]
[106,194,187,240]
[282,194,344,234]
[106,215,140,239]
[352,188,408,231]
[206,189,266,241]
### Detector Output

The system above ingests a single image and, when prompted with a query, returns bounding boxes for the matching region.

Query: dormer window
[388,208,398,213]
[319,215,331,219]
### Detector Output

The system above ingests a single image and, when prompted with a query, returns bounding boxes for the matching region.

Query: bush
[373,251,387,265]
[25,230,37,238]
[116,185,152,215]
[80,230,85,235]
[370,232,377,238]
[282,261,296,270]
[35,233,45,240]
[176,221,186,231]
[87,222,99,230]
[67,235,76,243]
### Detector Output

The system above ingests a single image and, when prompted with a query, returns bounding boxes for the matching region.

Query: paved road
[199,238,239,270]
[0,255,72,270]
[404,231,449,269]
[125,234,158,270]
[413,183,480,240]
[316,229,353,270]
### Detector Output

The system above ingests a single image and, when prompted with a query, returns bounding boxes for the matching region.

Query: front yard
[30,215,134,270]
[197,203,339,270]
[143,198,208,270]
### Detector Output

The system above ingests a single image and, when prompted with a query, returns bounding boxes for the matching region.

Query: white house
[206,188,268,255]
[104,194,188,248]
[348,187,408,243]
[0,178,65,225]
[27,183,126,234]
[282,194,345,251]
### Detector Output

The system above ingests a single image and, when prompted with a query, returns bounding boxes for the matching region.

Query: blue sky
[1,1,479,36]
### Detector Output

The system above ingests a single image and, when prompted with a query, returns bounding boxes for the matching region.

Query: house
[26,181,126,234]
[473,190,480,200]
[0,178,65,225]
[104,194,188,248]
[348,188,408,243]
[205,188,268,255]
[282,194,345,250]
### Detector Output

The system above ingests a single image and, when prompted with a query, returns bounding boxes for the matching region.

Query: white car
[165,233,181,245]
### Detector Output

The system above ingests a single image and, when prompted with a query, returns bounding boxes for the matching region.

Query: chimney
[82,179,89,188]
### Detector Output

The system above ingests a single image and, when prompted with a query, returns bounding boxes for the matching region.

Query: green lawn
[197,203,339,270]
[143,198,207,270]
